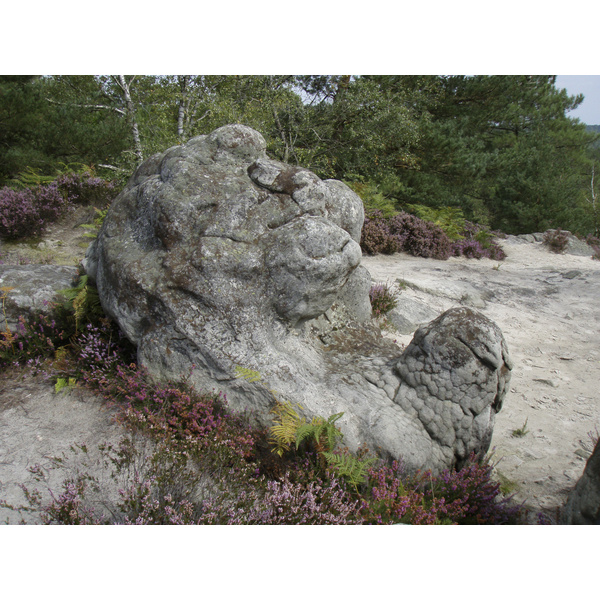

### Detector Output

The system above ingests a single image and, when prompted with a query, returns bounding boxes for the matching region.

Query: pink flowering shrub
[369,281,398,317]
[361,211,506,261]
[55,171,117,207]
[360,454,522,525]
[198,474,363,524]
[361,210,453,259]
[0,312,70,369]
[0,172,117,241]
[0,184,67,240]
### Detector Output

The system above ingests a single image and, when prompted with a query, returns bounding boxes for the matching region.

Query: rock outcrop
[0,265,79,332]
[84,124,512,474]
[561,437,600,524]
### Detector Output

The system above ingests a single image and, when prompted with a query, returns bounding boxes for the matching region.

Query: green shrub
[407,204,465,240]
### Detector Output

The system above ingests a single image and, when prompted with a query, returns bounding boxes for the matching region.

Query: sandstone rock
[394,307,513,468]
[84,124,512,474]
[387,297,439,334]
[0,265,79,331]
[561,437,600,524]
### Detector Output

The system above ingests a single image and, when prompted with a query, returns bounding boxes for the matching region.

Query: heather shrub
[0,311,71,370]
[543,228,570,254]
[9,436,215,525]
[0,277,136,377]
[360,453,522,525]
[361,210,507,261]
[452,239,489,259]
[361,210,453,259]
[369,281,399,317]
[55,171,118,207]
[391,212,453,259]
[585,233,600,248]
[70,321,136,378]
[361,211,407,254]
[0,184,67,240]
[198,473,363,524]
[451,221,506,260]
[0,171,117,242]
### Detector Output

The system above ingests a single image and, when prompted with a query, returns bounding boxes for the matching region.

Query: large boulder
[561,438,600,524]
[84,124,512,474]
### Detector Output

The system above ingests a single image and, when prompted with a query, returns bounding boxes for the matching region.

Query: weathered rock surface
[394,307,512,468]
[387,297,438,335]
[84,124,511,474]
[561,438,600,524]
[0,265,79,331]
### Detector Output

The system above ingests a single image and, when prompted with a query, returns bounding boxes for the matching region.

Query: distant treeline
[2,75,600,236]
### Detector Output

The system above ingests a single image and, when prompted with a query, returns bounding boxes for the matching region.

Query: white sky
[5,5,600,127]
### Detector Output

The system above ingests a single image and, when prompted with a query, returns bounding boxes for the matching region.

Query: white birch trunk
[115,75,144,163]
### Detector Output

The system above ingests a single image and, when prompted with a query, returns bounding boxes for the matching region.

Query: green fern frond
[295,412,344,453]
[322,451,377,490]
[234,366,263,383]
[406,204,465,240]
[58,274,103,332]
[268,400,306,456]
[295,421,320,448]
[10,166,56,189]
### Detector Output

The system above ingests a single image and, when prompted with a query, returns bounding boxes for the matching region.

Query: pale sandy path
[361,239,600,523]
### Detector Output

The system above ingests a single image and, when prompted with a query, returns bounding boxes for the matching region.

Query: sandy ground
[1,210,599,523]
[362,239,600,523]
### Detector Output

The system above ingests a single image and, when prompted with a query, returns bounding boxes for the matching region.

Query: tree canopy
[1,74,598,235]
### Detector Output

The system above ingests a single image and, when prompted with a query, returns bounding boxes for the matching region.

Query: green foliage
[496,471,519,496]
[0,76,130,186]
[234,364,278,399]
[346,180,399,217]
[80,207,108,239]
[55,377,77,393]
[9,166,57,189]
[407,204,465,240]
[267,399,377,491]
[322,451,377,492]
[295,412,344,454]
[9,163,96,191]
[58,273,103,332]
[268,400,307,457]
[3,74,598,236]
[511,418,529,438]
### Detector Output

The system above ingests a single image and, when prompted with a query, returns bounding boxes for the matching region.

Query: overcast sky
[554,76,600,125]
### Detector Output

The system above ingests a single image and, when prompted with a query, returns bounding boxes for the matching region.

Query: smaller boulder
[0,265,79,331]
[561,437,600,524]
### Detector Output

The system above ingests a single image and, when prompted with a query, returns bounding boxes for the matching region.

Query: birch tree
[113,75,144,163]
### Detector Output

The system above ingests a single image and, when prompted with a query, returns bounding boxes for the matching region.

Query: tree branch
[45,98,126,116]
